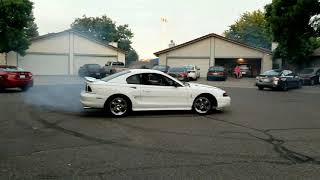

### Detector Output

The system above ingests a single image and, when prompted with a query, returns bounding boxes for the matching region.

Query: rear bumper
[0,79,33,88]
[80,91,106,109]
[207,75,226,80]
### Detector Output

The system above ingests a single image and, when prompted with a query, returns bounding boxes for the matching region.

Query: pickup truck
[104,61,128,74]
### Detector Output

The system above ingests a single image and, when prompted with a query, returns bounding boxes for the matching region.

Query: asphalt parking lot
[1,77,320,180]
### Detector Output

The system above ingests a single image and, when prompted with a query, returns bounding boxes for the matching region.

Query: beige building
[154,33,272,77]
[6,29,125,75]
[0,53,5,65]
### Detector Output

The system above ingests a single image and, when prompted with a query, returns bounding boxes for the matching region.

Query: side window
[282,70,291,76]
[126,74,141,84]
[141,73,177,86]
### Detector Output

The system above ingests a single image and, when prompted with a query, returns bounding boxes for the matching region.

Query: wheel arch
[193,93,218,108]
[104,93,133,110]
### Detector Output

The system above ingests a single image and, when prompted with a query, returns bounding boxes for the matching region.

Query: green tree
[265,0,320,67]
[224,10,271,49]
[71,15,138,63]
[0,0,38,56]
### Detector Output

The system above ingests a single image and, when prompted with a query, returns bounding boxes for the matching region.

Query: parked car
[298,67,320,85]
[184,65,200,80]
[167,67,189,81]
[152,65,170,73]
[233,64,253,77]
[80,69,231,117]
[104,61,128,74]
[0,66,33,91]
[207,66,227,81]
[256,69,302,91]
[78,64,106,79]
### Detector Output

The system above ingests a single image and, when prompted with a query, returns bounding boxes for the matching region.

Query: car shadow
[80,109,224,119]
[0,88,23,93]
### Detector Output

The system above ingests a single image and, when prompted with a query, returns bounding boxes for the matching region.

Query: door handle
[130,86,137,89]
[143,90,151,93]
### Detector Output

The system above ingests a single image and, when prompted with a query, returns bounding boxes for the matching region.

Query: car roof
[130,69,167,74]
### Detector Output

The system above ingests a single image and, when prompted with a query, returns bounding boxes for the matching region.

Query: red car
[0,66,33,91]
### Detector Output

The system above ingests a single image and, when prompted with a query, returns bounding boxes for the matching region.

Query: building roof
[154,33,271,56]
[31,29,125,54]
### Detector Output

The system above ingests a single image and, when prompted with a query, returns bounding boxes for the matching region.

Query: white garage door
[167,58,210,77]
[73,55,117,75]
[18,54,69,75]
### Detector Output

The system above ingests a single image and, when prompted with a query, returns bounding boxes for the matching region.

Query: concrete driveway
[1,78,320,179]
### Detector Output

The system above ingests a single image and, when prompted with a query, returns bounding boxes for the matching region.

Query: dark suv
[256,69,302,91]
[78,64,106,79]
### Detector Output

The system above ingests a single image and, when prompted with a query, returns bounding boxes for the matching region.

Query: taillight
[28,72,33,77]
[86,85,92,92]
[0,74,7,80]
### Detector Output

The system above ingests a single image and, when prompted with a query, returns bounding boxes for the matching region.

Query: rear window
[184,66,195,71]
[101,70,130,82]
[0,66,24,72]
[169,67,186,72]
[300,68,314,74]
[261,70,281,76]
[209,66,224,71]
[87,64,101,69]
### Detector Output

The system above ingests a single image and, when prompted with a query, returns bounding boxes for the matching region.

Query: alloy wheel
[194,96,212,114]
[109,97,128,116]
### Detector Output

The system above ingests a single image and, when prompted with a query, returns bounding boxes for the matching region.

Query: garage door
[167,58,210,77]
[18,54,69,75]
[73,55,117,75]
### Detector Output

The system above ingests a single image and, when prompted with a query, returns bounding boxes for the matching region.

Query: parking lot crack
[204,116,320,165]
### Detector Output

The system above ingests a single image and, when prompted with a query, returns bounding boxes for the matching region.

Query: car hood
[188,82,225,92]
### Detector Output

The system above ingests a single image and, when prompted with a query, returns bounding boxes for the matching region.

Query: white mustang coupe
[80,69,231,117]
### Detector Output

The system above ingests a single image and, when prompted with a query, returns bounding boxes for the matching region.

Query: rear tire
[258,86,264,90]
[310,79,315,86]
[298,81,302,88]
[21,86,30,92]
[105,95,131,117]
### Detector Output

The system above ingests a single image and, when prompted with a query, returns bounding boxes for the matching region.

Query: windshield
[209,66,224,71]
[261,70,281,76]
[101,70,130,82]
[300,68,314,74]
[169,67,186,72]
[112,62,125,66]
[87,64,101,69]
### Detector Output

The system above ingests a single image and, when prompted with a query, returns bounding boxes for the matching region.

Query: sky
[31,0,271,59]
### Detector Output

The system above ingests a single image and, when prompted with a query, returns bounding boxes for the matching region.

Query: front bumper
[216,96,231,110]
[80,91,106,109]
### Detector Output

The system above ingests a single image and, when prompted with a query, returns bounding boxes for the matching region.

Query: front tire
[106,96,131,117]
[282,82,288,91]
[21,86,30,92]
[310,79,315,86]
[258,86,264,90]
[193,96,213,115]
